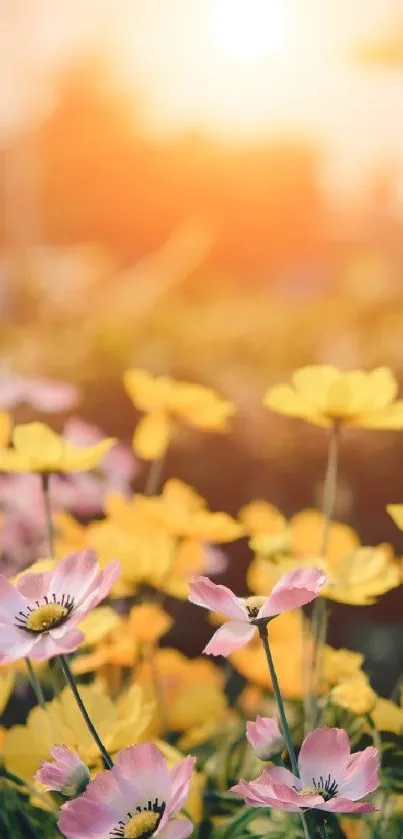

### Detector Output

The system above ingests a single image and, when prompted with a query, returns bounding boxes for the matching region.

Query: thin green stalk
[41,472,54,557]
[316,824,328,839]
[58,654,113,769]
[308,423,340,726]
[25,656,45,708]
[258,623,299,775]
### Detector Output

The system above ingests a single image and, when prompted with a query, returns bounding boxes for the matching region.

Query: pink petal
[188,576,246,620]
[318,798,377,814]
[27,379,79,412]
[257,766,300,788]
[265,781,324,809]
[0,624,35,663]
[49,551,99,604]
[29,628,84,660]
[0,576,27,623]
[230,779,311,812]
[167,756,196,816]
[58,797,117,839]
[115,743,171,805]
[338,748,380,801]
[84,766,135,814]
[258,567,326,619]
[157,819,194,839]
[246,717,283,759]
[16,571,51,601]
[73,560,121,616]
[204,621,255,656]
[298,728,350,789]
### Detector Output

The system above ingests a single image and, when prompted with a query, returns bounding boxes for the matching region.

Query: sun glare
[211,0,287,61]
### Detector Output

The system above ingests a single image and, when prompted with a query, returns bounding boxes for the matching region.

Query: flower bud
[246,716,284,760]
[36,745,90,798]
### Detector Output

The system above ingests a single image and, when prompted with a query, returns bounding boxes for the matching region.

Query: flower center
[297,776,338,802]
[14,594,75,634]
[26,603,68,632]
[244,596,266,619]
[123,812,159,839]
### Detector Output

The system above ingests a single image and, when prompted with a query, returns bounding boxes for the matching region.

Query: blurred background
[2,0,403,688]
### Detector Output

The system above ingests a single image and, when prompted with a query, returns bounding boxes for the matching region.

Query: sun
[211,0,288,62]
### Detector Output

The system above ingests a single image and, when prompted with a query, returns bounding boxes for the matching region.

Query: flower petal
[133,412,171,460]
[16,572,51,601]
[188,576,246,620]
[73,561,121,617]
[298,728,350,788]
[204,621,255,656]
[338,747,380,801]
[0,625,35,663]
[114,743,171,805]
[157,819,194,839]
[58,797,117,839]
[167,756,196,816]
[0,576,27,623]
[49,550,100,604]
[257,567,326,619]
[29,628,84,660]
[318,798,377,814]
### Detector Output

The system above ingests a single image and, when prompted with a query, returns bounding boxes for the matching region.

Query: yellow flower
[230,612,309,700]
[3,683,152,780]
[289,509,359,563]
[264,365,403,429]
[0,671,14,718]
[0,411,11,447]
[79,606,121,645]
[371,697,403,734]
[323,647,364,687]
[325,544,400,605]
[124,369,234,459]
[239,500,288,556]
[330,672,377,715]
[128,604,173,646]
[137,648,227,734]
[387,504,403,531]
[0,422,116,472]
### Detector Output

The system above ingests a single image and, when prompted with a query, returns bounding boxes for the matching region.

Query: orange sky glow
[2,0,403,192]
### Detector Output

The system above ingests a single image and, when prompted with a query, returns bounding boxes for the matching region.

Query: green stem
[41,472,54,558]
[316,824,328,839]
[58,654,113,769]
[258,623,299,776]
[144,454,165,497]
[25,656,45,708]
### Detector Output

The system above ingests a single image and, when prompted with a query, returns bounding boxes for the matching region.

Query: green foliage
[0,779,61,839]
[378,732,403,793]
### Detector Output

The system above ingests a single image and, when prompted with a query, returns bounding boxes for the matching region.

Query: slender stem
[316,824,328,839]
[258,623,299,776]
[308,423,340,726]
[144,453,165,497]
[25,656,45,707]
[41,472,54,558]
[58,654,113,769]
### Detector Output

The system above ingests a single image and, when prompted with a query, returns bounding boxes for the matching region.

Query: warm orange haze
[1,4,403,836]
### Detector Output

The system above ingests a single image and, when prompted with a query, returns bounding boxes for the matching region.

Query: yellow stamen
[123,812,159,838]
[299,786,319,796]
[26,604,68,632]
[244,595,267,618]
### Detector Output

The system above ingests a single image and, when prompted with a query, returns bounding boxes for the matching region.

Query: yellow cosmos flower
[3,683,152,780]
[323,647,364,687]
[239,500,288,556]
[330,672,377,715]
[0,671,14,718]
[264,365,403,429]
[0,422,116,473]
[137,648,227,735]
[124,368,234,459]
[0,411,11,447]
[128,604,173,646]
[230,611,309,700]
[371,697,403,734]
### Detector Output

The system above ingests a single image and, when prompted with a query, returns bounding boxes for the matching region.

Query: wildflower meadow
[0,366,403,839]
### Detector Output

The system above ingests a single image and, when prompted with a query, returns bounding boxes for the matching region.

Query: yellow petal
[13,422,63,469]
[173,383,234,430]
[0,411,11,447]
[0,450,27,472]
[128,603,173,645]
[292,366,340,408]
[355,401,403,429]
[79,606,121,645]
[371,697,403,734]
[60,437,116,471]
[0,671,14,716]
[263,383,329,426]
[387,504,403,531]
[239,500,286,535]
[132,412,171,460]
[123,369,171,412]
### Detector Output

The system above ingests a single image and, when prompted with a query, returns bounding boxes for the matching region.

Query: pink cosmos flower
[246,717,284,761]
[188,567,326,656]
[0,550,120,663]
[58,742,195,839]
[232,727,379,815]
[0,375,78,412]
[36,746,90,797]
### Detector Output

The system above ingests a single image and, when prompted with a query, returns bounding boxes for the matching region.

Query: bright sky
[2,0,403,192]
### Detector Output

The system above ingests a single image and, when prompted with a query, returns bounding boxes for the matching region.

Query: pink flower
[188,567,326,656]
[246,717,284,760]
[232,727,379,815]
[0,550,120,663]
[36,746,90,797]
[0,375,78,412]
[58,742,195,839]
